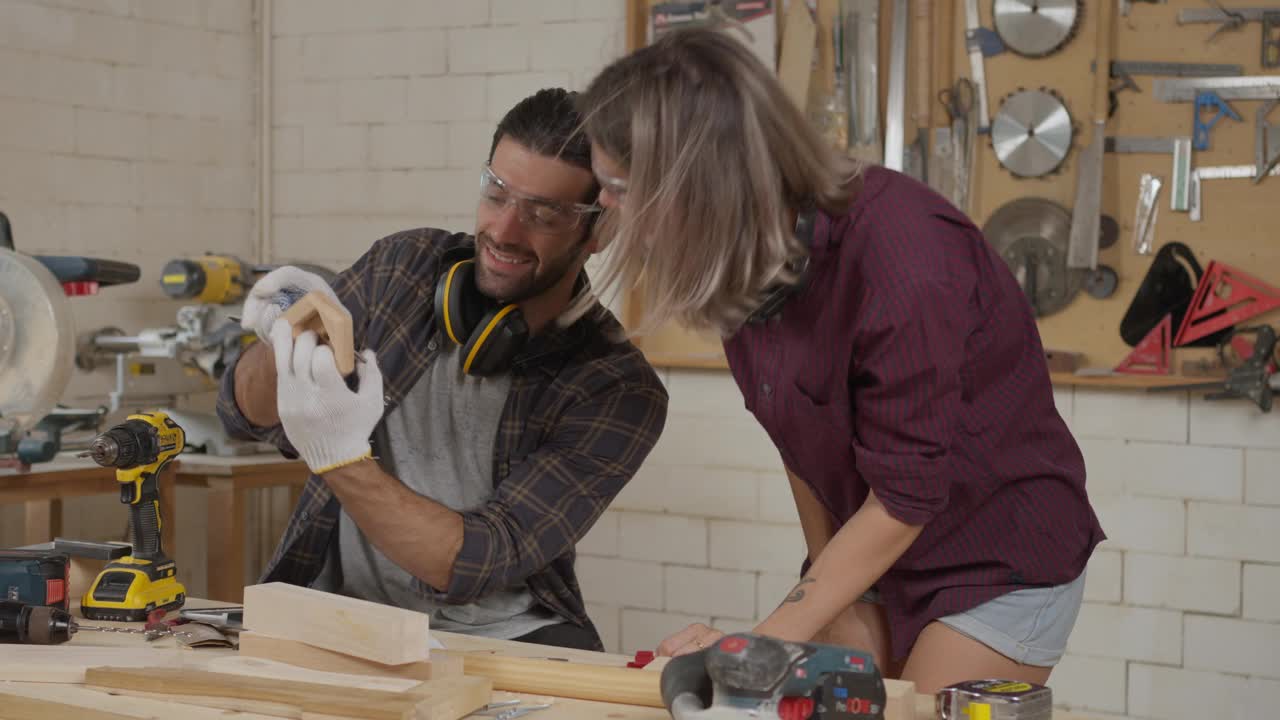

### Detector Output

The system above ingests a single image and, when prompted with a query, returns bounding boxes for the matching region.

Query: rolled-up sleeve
[849,223,974,527]
[415,368,668,603]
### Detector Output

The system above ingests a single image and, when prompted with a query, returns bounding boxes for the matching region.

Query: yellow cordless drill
[78,411,187,622]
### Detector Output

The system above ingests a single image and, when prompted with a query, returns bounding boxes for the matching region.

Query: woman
[577,28,1105,694]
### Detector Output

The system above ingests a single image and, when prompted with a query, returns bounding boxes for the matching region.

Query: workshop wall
[2,3,1276,720]
[0,0,259,596]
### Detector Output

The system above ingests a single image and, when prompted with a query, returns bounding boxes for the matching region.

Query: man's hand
[242,266,344,345]
[656,623,725,657]
[271,318,383,474]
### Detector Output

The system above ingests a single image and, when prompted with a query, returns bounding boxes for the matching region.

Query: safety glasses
[478,164,601,233]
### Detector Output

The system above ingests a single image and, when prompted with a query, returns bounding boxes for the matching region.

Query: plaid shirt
[216,228,668,646]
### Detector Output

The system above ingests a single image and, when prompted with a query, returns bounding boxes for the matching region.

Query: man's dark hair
[489,88,594,179]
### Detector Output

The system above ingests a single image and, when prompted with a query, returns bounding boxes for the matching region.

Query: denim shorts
[863,571,1086,667]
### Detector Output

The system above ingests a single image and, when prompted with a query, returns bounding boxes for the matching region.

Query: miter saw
[0,214,142,469]
[74,253,335,456]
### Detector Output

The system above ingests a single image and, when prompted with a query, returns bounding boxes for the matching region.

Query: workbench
[171,453,310,604]
[0,456,177,550]
[2,452,309,606]
[0,598,1115,720]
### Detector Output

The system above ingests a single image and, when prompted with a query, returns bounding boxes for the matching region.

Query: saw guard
[0,248,75,435]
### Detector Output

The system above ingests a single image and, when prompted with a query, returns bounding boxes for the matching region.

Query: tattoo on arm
[784,577,816,604]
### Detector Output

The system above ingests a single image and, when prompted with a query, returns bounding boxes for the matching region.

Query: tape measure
[936,679,1053,720]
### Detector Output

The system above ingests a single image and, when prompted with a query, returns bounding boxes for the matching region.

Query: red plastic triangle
[1116,314,1172,374]
[1173,261,1280,347]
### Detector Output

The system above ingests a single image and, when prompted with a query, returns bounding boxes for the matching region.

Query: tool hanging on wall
[1154,75,1280,102]
[938,78,976,214]
[963,0,992,131]
[1103,135,1193,211]
[990,88,1074,178]
[1174,261,1280,347]
[1115,314,1173,375]
[1108,60,1243,116]
[1132,173,1163,255]
[983,197,1085,317]
[884,0,909,173]
[1119,242,1225,348]
[1148,325,1278,412]
[1193,91,1243,150]
[844,0,881,163]
[1189,163,1280,221]
[1264,11,1280,67]
[1178,5,1280,63]
[991,0,1081,57]
[1066,0,1114,271]
[1255,99,1280,183]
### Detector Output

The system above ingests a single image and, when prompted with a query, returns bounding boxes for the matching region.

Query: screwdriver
[0,600,173,645]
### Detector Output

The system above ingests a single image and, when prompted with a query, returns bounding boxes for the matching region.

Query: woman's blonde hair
[579,27,863,338]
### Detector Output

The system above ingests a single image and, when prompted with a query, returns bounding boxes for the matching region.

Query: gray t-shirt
[312,343,559,639]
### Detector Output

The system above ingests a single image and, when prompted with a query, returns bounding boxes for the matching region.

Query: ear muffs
[433,249,529,376]
[745,208,817,324]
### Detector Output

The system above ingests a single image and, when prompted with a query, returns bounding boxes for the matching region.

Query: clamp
[1149,325,1279,412]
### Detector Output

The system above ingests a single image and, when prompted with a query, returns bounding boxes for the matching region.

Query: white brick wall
[1,0,258,598]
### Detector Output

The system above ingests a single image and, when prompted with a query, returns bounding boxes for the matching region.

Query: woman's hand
[656,623,725,657]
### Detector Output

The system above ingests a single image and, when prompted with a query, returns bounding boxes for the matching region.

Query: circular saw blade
[992,0,1082,58]
[982,197,1085,317]
[991,88,1074,178]
[0,249,75,436]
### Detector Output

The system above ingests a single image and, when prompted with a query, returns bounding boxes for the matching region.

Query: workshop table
[172,453,310,605]
[0,455,177,551]
[0,596,1116,720]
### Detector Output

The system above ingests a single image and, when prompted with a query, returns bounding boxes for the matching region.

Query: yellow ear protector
[433,246,530,376]
[745,207,817,324]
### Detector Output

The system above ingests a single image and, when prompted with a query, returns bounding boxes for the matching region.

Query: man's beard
[475,232,586,304]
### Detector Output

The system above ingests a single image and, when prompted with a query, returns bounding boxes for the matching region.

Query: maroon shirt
[723,166,1106,662]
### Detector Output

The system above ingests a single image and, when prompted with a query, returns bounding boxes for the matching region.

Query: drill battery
[0,550,70,612]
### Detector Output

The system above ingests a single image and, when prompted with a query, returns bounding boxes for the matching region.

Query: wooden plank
[243,582,430,666]
[83,667,488,720]
[0,646,218,684]
[458,653,662,708]
[0,683,281,720]
[238,631,464,682]
[0,691,138,720]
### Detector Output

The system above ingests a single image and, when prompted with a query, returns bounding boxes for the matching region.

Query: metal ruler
[1101,135,1192,212]
[1178,7,1276,23]
[1112,60,1243,78]
[1189,164,1280,222]
[1154,76,1280,102]
[884,0,909,171]
[964,0,990,130]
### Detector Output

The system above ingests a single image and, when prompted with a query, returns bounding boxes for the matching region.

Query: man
[216,89,669,651]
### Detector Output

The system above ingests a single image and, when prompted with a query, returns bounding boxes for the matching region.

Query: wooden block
[885,678,918,720]
[238,631,464,682]
[242,582,430,666]
[83,667,490,720]
[282,290,355,375]
[458,653,663,708]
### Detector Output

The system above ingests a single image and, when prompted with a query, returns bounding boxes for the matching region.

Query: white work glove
[270,318,383,474]
[242,266,344,345]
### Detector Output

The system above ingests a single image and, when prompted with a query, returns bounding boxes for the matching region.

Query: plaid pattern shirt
[216,228,668,647]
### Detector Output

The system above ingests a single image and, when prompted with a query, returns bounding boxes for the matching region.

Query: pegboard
[622,0,1280,386]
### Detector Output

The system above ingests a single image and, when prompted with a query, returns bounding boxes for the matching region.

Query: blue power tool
[660,633,886,720]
